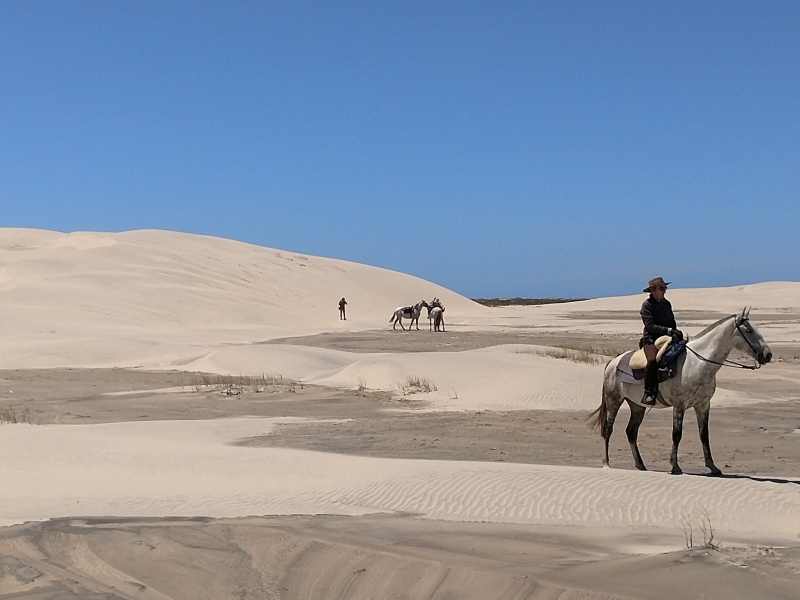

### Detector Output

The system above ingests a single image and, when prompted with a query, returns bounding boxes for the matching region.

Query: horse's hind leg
[625,400,648,471]
[601,395,623,468]
[694,403,722,476]
[669,403,686,475]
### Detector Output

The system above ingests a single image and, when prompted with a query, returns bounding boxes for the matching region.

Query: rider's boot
[642,360,659,405]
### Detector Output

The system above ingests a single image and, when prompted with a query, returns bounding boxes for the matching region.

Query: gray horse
[389,300,429,330]
[589,307,772,475]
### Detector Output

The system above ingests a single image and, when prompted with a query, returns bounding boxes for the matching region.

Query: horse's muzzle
[758,350,772,365]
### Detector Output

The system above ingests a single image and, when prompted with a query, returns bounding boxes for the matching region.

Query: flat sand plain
[1,327,799,600]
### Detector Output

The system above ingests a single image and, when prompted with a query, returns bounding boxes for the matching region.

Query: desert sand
[1,228,799,599]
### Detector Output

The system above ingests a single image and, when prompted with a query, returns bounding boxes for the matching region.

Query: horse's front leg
[694,403,722,476]
[625,400,648,471]
[670,402,686,475]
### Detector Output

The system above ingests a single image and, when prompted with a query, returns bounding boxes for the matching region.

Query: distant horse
[427,306,445,331]
[390,300,429,330]
[427,298,445,332]
[589,307,772,475]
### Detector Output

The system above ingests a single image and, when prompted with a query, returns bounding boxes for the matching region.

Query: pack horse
[589,307,772,475]
[427,298,445,332]
[390,300,429,330]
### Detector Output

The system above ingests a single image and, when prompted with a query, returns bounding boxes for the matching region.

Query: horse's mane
[694,314,735,339]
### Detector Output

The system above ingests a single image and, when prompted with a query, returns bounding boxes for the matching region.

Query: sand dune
[2,417,798,547]
[3,228,798,371]
[0,228,483,369]
[1,228,799,597]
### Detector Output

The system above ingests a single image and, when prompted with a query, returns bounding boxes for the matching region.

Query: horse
[389,300,429,330]
[589,307,772,476]
[427,306,445,331]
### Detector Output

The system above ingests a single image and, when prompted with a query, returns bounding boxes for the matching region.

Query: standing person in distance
[338,297,347,320]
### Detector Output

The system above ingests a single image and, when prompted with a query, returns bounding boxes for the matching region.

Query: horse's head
[734,307,772,365]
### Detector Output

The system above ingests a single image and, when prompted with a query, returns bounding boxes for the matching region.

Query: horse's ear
[745,306,751,319]
[737,307,746,324]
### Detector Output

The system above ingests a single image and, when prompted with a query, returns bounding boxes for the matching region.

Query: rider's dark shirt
[640,295,677,342]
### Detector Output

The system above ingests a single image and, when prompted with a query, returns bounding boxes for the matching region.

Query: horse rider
[338,297,347,320]
[640,277,683,405]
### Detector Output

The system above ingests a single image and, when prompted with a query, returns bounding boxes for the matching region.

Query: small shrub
[398,376,437,394]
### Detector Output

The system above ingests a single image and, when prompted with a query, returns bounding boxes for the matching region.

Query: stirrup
[641,392,657,406]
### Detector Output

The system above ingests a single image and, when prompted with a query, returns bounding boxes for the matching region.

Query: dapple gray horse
[589,307,772,475]
[389,300,429,330]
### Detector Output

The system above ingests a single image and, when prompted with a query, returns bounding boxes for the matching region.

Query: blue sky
[1,1,798,298]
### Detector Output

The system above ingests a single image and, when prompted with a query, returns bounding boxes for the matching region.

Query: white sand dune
[0,228,484,369]
[4,227,795,410]
[186,343,605,411]
[3,228,798,371]
[1,227,799,558]
[1,418,798,548]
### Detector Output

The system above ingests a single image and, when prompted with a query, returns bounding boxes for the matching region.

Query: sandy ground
[2,515,800,600]
[1,347,799,599]
[2,231,799,599]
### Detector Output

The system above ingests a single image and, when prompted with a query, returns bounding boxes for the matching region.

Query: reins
[685,344,759,370]
[685,317,761,370]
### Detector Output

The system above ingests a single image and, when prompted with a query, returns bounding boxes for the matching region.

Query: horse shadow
[689,472,800,486]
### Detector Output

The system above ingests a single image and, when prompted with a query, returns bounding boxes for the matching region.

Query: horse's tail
[389,312,395,323]
[587,359,613,432]
[587,398,606,433]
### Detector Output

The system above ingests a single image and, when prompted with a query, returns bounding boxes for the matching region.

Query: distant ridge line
[472,297,590,307]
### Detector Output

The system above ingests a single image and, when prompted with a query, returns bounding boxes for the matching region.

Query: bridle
[685,316,762,370]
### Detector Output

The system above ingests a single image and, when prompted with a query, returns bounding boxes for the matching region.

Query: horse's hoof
[602,464,610,469]
[635,465,647,471]
[709,469,723,477]
[671,467,683,475]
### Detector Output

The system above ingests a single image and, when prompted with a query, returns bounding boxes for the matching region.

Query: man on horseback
[640,277,683,405]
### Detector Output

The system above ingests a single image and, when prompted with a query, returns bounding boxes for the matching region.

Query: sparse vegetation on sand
[514,346,607,365]
[681,507,720,550]
[398,376,438,394]
[189,374,298,396]
[0,406,31,424]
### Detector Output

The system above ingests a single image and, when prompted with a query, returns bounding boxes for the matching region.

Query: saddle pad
[616,351,644,385]
[629,335,673,370]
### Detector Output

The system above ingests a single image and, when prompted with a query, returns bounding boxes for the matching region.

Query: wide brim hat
[644,277,671,293]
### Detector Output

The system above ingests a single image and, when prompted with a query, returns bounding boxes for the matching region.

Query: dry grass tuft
[0,406,31,424]
[515,346,608,365]
[398,376,438,395]
[189,373,298,396]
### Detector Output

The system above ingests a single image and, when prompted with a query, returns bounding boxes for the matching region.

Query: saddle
[617,337,687,385]
[629,335,672,370]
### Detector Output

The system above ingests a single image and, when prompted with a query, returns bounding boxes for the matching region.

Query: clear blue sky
[1,1,798,298]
